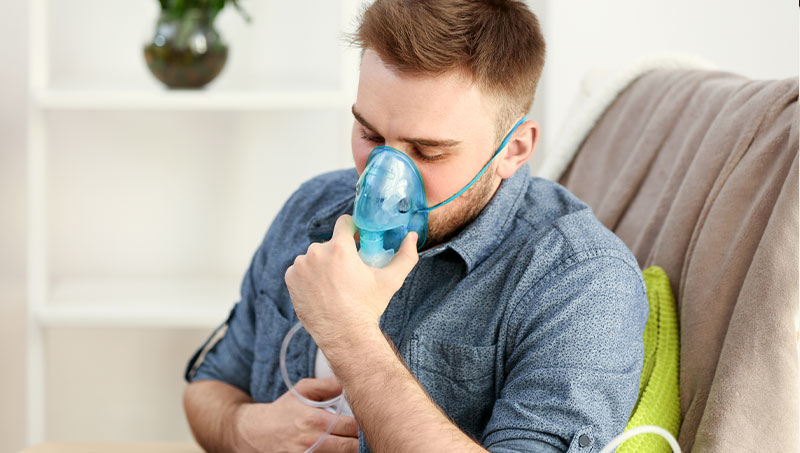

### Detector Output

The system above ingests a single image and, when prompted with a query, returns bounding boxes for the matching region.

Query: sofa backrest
[559,68,799,452]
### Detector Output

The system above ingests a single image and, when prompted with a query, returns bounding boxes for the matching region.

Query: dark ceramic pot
[144,10,228,89]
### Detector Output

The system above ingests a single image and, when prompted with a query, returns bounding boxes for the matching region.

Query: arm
[286,215,648,452]
[327,322,486,452]
[184,380,251,452]
[184,189,360,452]
[286,215,486,452]
[185,377,358,452]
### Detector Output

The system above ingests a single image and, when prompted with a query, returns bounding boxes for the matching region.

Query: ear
[495,119,539,179]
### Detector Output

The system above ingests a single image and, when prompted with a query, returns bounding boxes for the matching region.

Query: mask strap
[421,116,527,213]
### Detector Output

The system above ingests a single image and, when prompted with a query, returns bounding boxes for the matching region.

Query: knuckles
[298,409,329,432]
[306,242,322,258]
[311,411,331,431]
[283,266,295,287]
[299,433,319,451]
[343,416,359,434]
[290,378,311,393]
[331,237,351,255]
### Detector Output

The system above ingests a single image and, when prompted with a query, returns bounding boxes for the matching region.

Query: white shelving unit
[39,279,238,328]
[26,0,361,444]
[35,90,352,111]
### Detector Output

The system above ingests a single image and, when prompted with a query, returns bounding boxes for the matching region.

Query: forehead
[355,50,496,143]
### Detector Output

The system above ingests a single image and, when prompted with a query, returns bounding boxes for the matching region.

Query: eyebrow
[351,105,462,148]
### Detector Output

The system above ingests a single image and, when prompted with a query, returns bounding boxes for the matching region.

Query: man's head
[350,0,546,247]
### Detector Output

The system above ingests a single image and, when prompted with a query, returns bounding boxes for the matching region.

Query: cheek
[418,160,475,207]
[418,166,456,206]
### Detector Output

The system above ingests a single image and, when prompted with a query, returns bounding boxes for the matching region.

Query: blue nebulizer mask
[353,116,526,267]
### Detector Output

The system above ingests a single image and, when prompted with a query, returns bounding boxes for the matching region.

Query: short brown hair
[352,0,546,141]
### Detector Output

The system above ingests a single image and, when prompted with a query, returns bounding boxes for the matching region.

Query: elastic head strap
[421,116,527,213]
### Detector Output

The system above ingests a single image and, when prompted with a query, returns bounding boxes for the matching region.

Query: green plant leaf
[230,0,252,23]
[155,0,250,23]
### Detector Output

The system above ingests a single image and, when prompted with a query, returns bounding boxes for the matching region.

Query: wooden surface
[21,442,203,453]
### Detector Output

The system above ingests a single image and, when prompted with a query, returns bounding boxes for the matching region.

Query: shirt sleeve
[183,241,265,393]
[183,184,307,394]
[482,254,649,452]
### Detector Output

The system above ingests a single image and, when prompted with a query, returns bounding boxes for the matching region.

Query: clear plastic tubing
[599,424,681,453]
[280,321,345,453]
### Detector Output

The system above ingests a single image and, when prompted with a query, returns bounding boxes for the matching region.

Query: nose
[382,141,411,156]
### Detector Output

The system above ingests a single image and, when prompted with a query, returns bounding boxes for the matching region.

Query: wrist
[324,319,379,356]
[317,316,381,350]
[322,321,388,377]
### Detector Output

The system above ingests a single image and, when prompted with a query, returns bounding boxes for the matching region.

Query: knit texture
[618,266,681,452]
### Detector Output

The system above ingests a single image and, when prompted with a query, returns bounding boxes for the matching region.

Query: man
[183,1,648,452]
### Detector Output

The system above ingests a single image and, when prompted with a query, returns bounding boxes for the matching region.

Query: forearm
[327,324,486,453]
[183,379,252,452]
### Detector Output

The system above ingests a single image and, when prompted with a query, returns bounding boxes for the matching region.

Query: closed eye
[413,149,444,162]
[361,129,444,162]
[360,131,384,144]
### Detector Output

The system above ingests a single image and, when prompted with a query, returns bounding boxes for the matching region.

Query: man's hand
[234,377,359,453]
[281,215,485,452]
[284,214,419,352]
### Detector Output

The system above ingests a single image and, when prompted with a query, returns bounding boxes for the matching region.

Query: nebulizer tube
[279,322,345,453]
[599,425,681,452]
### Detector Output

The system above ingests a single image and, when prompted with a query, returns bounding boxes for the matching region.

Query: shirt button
[579,434,591,447]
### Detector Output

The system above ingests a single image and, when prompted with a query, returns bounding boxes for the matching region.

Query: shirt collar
[307,163,531,272]
[423,163,530,272]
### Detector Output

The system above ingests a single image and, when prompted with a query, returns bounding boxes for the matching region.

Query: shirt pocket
[410,333,497,439]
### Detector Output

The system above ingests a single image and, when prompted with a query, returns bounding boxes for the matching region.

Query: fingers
[382,231,419,279]
[328,413,359,438]
[331,214,358,243]
[293,377,343,402]
[314,434,359,453]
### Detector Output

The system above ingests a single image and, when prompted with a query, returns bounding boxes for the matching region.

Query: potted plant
[144,0,250,89]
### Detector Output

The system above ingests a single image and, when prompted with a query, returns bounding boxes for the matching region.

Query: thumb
[383,232,419,281]
[292,377,343,402]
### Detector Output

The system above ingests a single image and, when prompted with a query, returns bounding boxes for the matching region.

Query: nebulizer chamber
[353,146,428,266]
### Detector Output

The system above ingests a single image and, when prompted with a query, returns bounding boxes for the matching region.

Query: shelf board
[33,89,351,111]
[38,279,239,328]
[38,303,230,329]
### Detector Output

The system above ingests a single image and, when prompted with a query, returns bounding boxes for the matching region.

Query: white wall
[0,1,796,452]
[0,0,30,451]
[0,0,28,281]
[534,0,798,153]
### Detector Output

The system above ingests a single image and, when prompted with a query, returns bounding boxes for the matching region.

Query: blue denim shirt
[185,164,648,452]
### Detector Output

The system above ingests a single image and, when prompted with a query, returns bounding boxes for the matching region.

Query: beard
[423,161,501,249]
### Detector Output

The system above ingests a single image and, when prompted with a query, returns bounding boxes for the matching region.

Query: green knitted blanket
[617,266,681,452]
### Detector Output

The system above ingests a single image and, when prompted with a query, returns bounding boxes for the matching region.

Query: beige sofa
[556,65,799,452]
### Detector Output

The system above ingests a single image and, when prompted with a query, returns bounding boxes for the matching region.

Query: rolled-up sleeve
[183,181,313,394]
[183,243,264,393]
[181,170,360,397]
[482,254,649,452]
